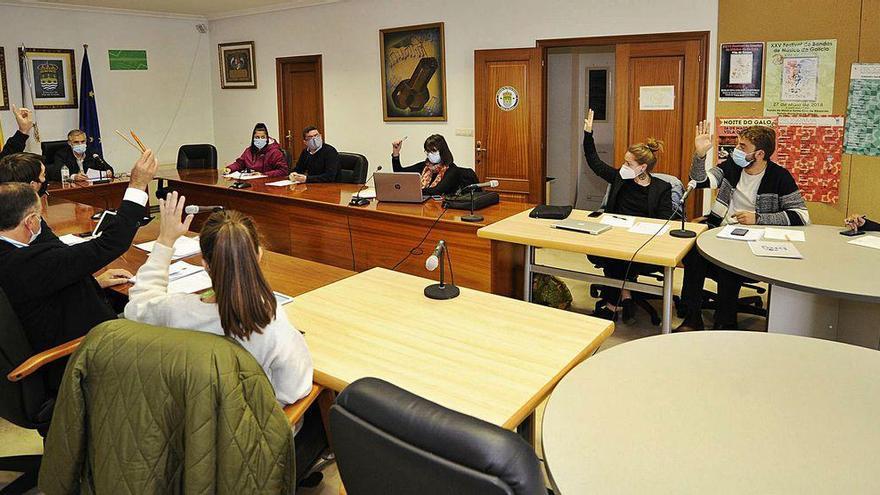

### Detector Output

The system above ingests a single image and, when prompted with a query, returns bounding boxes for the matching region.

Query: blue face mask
[731,148,754,168]
[72,143,87,154]
[253,138,267,150]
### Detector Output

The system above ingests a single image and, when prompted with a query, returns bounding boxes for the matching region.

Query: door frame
[536,31,709,213]
[275,54,325,153]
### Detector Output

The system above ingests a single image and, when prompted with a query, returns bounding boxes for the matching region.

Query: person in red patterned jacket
[224,122,288,178]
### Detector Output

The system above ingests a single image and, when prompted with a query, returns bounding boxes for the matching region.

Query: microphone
[460,179,499,192]
[91,154,112,184]
[184,205,224,215]
[350,165,383,206]
[670,180,698,239]
[425,240,445,271]
[679,180,697,205]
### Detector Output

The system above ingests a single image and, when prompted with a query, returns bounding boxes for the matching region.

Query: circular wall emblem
[495,86,519,111]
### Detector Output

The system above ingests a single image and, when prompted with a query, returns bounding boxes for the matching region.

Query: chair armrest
[7,336,85,382]
[283,383,324,426]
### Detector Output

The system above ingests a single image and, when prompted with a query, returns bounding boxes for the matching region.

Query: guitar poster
[380,22,447,121]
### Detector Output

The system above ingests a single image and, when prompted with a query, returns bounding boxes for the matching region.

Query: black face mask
[38,180,48,197]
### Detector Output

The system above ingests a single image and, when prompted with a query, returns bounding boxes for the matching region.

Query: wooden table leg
[516,411,537,448]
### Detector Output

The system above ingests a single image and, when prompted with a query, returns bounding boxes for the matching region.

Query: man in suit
[0,152,59,245]
[49,129,113,182]
[0,149,156,389]
[0,105,35,159]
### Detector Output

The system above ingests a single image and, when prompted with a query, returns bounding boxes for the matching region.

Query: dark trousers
[680,249,744,327]
[588,256,660,305]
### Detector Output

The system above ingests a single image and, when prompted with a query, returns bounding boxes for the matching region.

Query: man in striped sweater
[676,122,810,331]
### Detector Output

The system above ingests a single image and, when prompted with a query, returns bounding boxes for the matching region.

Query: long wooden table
[157,169,532,295]
[47,178,130,210]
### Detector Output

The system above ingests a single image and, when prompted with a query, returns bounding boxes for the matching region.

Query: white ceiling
[17,0,341,19]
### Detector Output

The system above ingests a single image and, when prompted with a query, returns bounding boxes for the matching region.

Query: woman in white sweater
[124,192,313,405]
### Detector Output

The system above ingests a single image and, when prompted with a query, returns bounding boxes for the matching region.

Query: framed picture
[0,48,9,111]
[380,22,447,121]
[219,41,256,89]
[18,47,77,109]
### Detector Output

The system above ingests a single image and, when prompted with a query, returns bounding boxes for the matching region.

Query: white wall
[208,0,718,174]
[0,3,215,170]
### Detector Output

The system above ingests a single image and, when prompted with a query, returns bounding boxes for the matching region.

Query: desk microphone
[670,180,698,239]
[184,205,224,215]
[423,240,460,300]
[460,179,499,193]
[350,165,383,207]
[91,154,112,184]
[425,241,443,271]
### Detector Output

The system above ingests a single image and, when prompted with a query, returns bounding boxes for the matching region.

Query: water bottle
[60,164,71,183]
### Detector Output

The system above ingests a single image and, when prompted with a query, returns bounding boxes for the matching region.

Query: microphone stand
[424,241,460,300]
[461,188,483,223]
[350,166,382,206]
[670,193,697,238]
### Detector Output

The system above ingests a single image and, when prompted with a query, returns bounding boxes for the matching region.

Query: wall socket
[455,128,474,137]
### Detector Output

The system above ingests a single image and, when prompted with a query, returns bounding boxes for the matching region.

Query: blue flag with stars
[79,46,103,156]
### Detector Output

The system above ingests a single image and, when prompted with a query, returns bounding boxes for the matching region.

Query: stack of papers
[266,179,294,187]
[748,241,803,259]
[628,222,670,236]
[848,235,880,250]
[59,234,88,246]
[135,236,201,260]
[600,215,635,228]
[223,171,267,180]
[352,189,377,199]
[763,228,806,242]
[717,225,764,241]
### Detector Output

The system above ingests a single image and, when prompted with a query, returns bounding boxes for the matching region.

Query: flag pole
[19,43,40,143]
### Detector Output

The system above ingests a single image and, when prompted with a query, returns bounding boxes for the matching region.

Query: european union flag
[79,45,103,156]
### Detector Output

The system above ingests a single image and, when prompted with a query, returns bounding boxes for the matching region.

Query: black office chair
[281,148,293,169]
[335,152,368,184]
[40,140,68,168]
[331,377,547,495]
[0,287,65,494]
[156,144,219,200]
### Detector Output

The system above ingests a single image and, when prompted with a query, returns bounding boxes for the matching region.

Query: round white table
[697,226,880,346]
[542,332,880,494]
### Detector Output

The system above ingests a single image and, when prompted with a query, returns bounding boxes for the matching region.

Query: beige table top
[478,209,707,267]
[698,225,880,302]
[542,332,880,494]
[287,267,613,429]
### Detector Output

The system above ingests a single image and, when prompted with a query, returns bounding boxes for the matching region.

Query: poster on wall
[775,116,845,204]
[844,63,880,156]
[0,48,9,111]
[719,42,764,101]
[18,47,77,109]
[763,39,836,115]
[715,117,778,162]
[380,22,447,122]
[218,41,256,89]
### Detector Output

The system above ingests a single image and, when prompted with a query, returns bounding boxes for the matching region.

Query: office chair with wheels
[331,377,547,495]
[336,152,368,184]
[40,140,68,169]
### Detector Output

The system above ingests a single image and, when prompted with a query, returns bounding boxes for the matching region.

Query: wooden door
[474,48,543,204]
[276,55,324,159]
[614,39,706,217]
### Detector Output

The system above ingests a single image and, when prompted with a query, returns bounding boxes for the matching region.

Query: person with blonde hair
[583,108,673,321]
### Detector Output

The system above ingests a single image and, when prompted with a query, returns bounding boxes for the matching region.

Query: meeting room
[1,0,879,493]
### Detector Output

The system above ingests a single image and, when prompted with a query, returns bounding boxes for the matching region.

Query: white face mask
[307,136,323,151]
[72,143,87,154]
[427,151,442,164]
[27,215,42,244]
[253,138,267,149]
[619,164,638,180]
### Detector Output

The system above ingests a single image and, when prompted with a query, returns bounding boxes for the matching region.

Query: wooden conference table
[542,332,880,494]
[47,178,130,210]
[478,209,707,333]
[157,169,532,295]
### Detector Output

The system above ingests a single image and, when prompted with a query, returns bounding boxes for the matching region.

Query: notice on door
[639,85,675,110]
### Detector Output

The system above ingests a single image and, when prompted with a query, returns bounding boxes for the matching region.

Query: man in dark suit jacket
[0,105,35,160]
[0,152,58,245]
[0,149,156,389]
[48,129,113,181]
[290,126,339,183]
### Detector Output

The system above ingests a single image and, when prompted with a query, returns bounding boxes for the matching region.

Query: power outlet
[455,128,474,137]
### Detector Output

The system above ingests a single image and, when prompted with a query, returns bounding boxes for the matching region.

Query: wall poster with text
[764,39,836,116]
[719,42,764,101]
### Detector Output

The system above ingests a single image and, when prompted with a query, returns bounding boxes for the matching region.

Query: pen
[610,214,627,221]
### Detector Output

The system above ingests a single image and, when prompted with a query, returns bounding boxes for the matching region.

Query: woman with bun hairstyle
[583,108,673,321]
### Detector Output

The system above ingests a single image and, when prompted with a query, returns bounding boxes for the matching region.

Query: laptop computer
[374,172,429,203]
[551,218,610,235]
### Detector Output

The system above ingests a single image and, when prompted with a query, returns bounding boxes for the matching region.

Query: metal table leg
[523,246,534,302]
[662,266,674,334]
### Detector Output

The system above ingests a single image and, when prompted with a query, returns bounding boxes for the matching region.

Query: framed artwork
[219,41,256,89]
[379,22,447,121]
[18,47,77,109]
[0,48,9,111]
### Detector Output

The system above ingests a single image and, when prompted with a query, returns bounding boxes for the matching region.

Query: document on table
[59,234,88,246]
[848,235,880,250]
[265,179,294,186]
[167,271,213,294]
[352,188,376,199]
[763,228,806,242]
[128,261,205,284]
[717,225,764,241]
[748,241,803,259]
[86,168,108,180]
[223,171,267,180]
[274,291,294,305]
[600,214,635,228]
[135,236,201,260]
[628,222,670,236]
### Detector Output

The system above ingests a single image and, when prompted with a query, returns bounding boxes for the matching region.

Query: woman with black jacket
[391,134,461,196]
[583,108,673,321]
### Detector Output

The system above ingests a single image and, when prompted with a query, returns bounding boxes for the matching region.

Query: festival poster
[719,42,764,101]
[844,63,880,156]
[715,117,778,162]
[764,39,837,116]
[775,116,845,204]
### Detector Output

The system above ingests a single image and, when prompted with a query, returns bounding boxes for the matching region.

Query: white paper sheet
[167,271,213,294]
[763,228,806,242]
[628,222,670,236]
[274,291,294,306]
[59,234,88,246]
[600,214,635,228]
[352,188,376,199]
[223,171,267,180]
[748,241,803,259]
[86,168,107,180]
[128,261,204,284]
[266,180,294,187]
[717,225,764,241]
[135,236,201,260]
[639,85,676,110]
[848,235,880,250]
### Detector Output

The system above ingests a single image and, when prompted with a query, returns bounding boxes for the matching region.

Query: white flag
[19,44,41,153]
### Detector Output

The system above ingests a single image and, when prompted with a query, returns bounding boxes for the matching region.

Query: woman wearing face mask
[583,108,673,321]
[224,123,288,178]
[391,134,461,196]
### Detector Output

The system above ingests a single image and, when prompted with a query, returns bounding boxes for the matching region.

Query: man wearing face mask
[290,126,339,184]
[49,129,114,182]
[0,152,61,245]
[0,149,156,389]
[225,122,289,178]
[676,122,810,331]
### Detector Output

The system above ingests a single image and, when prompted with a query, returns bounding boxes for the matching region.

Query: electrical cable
[391,206,448,271]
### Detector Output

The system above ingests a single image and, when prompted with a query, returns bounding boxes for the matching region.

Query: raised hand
[12,104,34,134]
[129,149,158,191]
[694,120,713,158]
[156,191,194,248]
[583,108,595,133]
[391,139,404,157]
